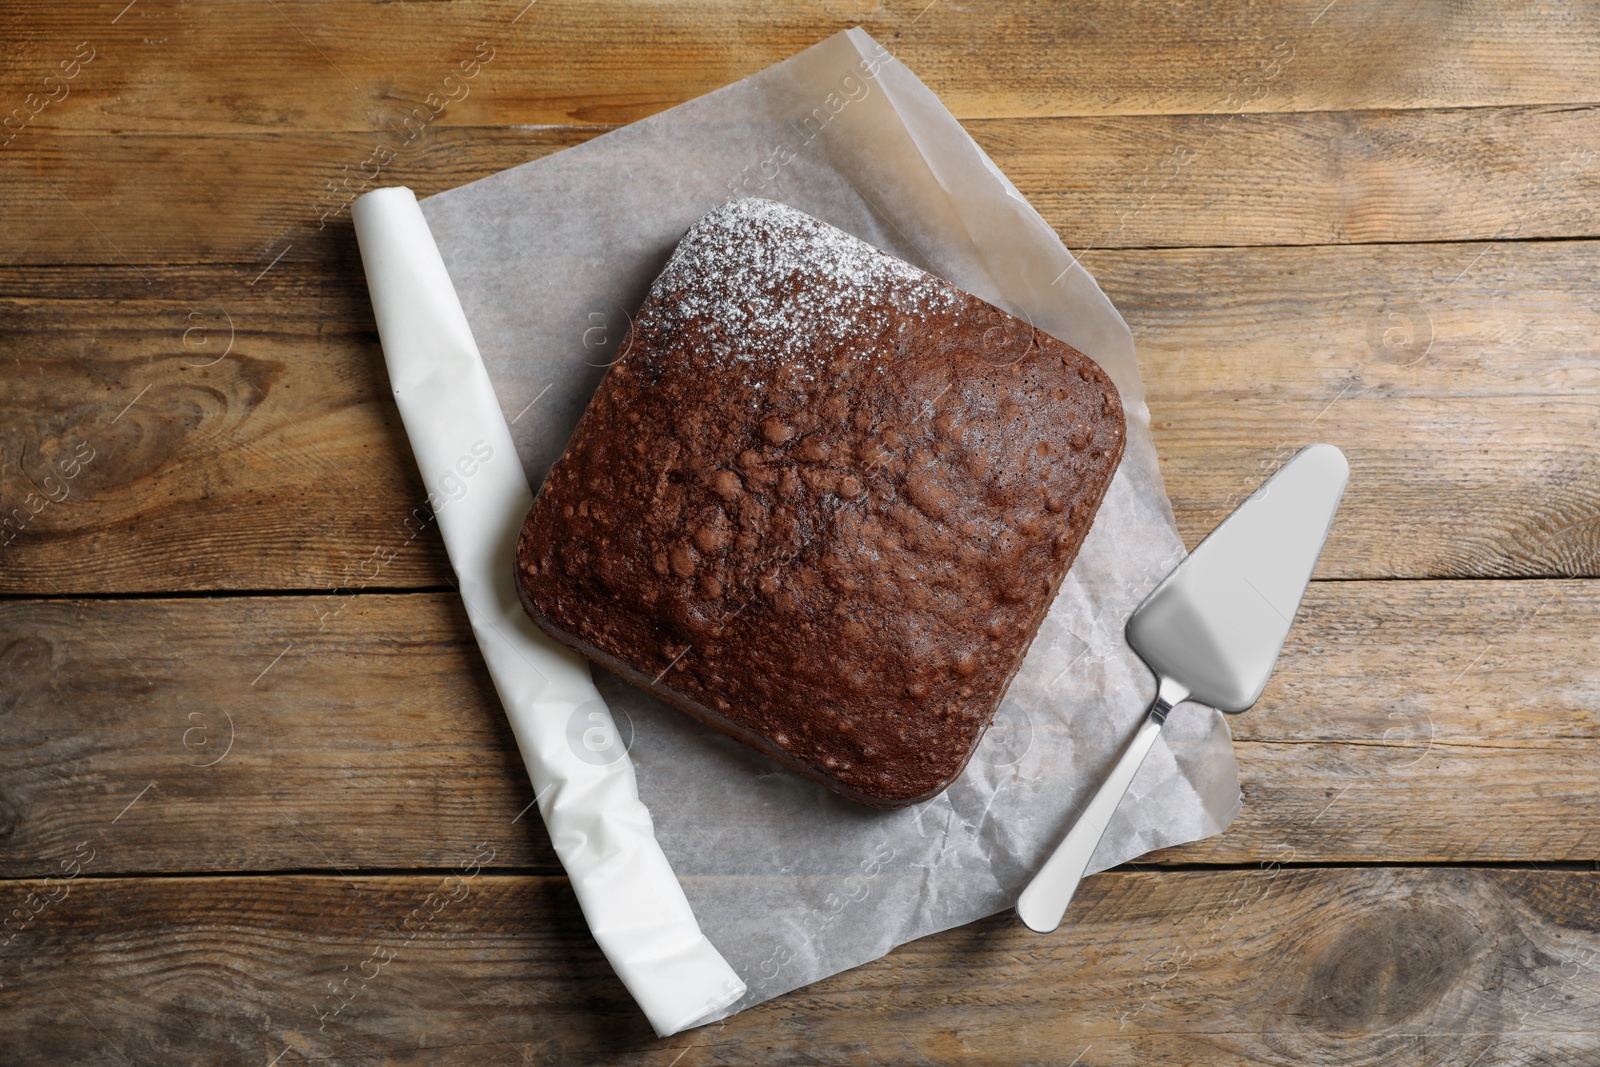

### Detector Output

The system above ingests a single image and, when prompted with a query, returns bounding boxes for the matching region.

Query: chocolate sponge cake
[515,199,1125,806]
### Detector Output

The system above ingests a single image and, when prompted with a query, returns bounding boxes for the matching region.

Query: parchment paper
[353,187,746,1037]
[417,28,1241,1018]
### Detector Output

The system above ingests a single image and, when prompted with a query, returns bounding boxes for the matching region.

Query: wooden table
[3,2,1597,1063]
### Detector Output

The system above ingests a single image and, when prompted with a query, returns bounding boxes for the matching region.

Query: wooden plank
[3,0,1598,133]
[0,127,594,270]
[0,263,457,594]
[3,2,1593,1061]
[2,582,1596,877]
[1155,579,1600,866]
[1,868,1597,1063]
[1091,239,1600,576]
[6,237,1598,593]
[1156,394,1600,579]
[0,593,552,878]
[1087,241,1600,404]
[969,104,1600,249]
[6,105,1600,267]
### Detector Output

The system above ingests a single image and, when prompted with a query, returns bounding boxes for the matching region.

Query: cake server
[1016,443,1349,933]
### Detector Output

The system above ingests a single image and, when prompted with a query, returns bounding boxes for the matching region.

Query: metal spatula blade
[1016,443,1349,934]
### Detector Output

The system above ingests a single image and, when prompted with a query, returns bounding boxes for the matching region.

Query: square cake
[515,199,1125,806]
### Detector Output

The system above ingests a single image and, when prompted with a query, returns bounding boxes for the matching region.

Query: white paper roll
[351,186,745,1036]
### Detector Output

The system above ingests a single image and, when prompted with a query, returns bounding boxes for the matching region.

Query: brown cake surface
[516,199,1125,806]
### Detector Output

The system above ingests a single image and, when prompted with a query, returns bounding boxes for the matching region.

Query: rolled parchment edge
[351,185,745,1037]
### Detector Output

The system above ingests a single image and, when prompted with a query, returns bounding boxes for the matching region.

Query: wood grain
[0,262,455,594]
[2,582,1596,877]
[0,127,594,269]
[5,0,1600,1056]
[1,868,1597,1064]
[1089,242,1600,404]
[981,104,1600,249]
[1154,579,1600,866]
[1158,395,1600,579]
[7,237,1599,593]
[4,0,1598,130]
[0,593,549,878]
[6,105,1600,268]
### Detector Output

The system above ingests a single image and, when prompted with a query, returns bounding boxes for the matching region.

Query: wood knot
[0,636,56,716]
[1297,903,1477,1032]
[0,793,18,841]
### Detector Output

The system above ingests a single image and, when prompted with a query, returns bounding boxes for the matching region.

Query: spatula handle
[1016,677,1189,933]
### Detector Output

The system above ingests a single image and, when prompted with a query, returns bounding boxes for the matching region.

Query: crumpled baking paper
[357,27,1241,1033]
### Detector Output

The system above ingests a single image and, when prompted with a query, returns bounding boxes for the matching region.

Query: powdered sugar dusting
[643,199,958,379]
